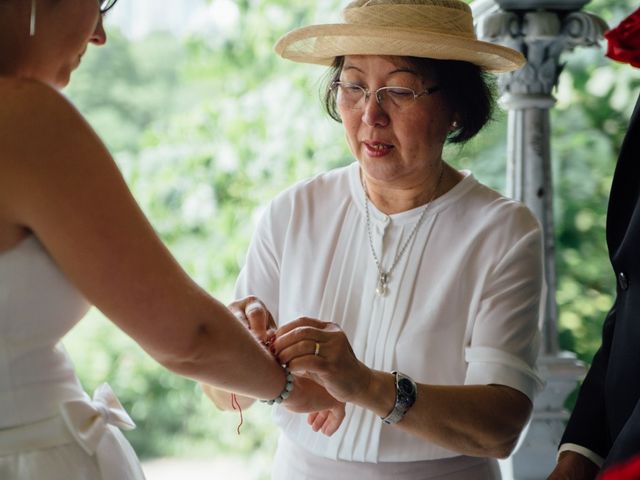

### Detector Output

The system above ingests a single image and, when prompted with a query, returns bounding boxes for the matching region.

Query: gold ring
[314,342,320,356]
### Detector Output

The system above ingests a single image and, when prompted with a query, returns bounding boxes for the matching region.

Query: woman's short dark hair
[322,56,497,144]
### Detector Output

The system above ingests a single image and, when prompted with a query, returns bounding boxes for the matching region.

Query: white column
[472,2,607,478]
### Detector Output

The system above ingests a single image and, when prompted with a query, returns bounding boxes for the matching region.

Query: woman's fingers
[322,405,346,436]
[273,319,339,356]
[277,339,324,365]
[228,300,249,326]
[245,300,274,342]
[307,411,319,426]
[310,410,330,432]
[307,405,346,436]
[228,296,275,343]
[275,317,332,337]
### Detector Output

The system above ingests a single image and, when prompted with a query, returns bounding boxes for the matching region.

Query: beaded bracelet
[260,366,294,405]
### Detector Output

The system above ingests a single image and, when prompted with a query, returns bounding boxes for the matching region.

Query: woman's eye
[387,88,413,97]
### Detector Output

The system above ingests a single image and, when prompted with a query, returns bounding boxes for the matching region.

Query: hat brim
[275,24,525,73]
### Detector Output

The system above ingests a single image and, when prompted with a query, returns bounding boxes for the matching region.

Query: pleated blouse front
[235,162,543,463]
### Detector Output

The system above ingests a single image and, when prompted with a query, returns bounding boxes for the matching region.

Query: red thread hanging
[231,393,243,435]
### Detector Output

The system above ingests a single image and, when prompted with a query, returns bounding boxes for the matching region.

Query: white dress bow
[60,383,146,479]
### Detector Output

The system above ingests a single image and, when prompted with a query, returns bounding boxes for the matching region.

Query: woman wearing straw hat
[204,0,543,478]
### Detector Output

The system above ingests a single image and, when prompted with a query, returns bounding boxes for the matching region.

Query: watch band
[381,371,417,425]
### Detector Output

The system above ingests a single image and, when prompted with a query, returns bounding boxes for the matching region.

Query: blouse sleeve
[464,221,545,401]
[234,201,284,323]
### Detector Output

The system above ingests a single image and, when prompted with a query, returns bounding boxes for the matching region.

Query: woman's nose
[91,16,107,45]
[361,94,390,127]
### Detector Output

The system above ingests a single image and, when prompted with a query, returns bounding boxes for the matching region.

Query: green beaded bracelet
[260,366,294,405]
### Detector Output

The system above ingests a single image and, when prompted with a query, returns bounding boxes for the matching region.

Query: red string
[231,393,243,435]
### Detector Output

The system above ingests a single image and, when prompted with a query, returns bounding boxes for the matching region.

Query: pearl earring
[451,120,459,129]
[30,0,36,37]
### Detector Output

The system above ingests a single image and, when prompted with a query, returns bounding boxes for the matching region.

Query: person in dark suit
[547,92,640,480]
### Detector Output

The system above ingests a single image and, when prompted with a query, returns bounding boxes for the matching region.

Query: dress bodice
[0,235,90,428]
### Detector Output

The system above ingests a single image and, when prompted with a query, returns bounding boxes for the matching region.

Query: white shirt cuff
[464,346,544,401]
[558,443,605,468]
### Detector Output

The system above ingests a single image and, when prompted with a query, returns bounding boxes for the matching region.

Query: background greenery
[63,0,639,474]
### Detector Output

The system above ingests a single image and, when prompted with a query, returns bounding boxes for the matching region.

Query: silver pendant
[376,272,389,296]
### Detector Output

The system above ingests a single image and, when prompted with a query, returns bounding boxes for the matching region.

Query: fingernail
[246,302,263,313]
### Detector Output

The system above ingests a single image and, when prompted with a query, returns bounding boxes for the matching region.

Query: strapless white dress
[0,235,145,479]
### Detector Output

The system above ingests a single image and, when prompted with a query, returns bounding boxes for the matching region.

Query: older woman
[204,0,544,479]
[0,1,341,479]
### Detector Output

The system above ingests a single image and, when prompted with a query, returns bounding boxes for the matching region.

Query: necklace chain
[363,166,445,296]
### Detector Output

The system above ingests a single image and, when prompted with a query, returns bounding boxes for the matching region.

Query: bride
[0,1,341,479]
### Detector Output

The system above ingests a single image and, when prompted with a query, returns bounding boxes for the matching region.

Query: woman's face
[337,55,454,188]
[26,0,106,88]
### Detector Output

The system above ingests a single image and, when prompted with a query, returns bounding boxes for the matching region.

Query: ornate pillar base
[508,354,586,479]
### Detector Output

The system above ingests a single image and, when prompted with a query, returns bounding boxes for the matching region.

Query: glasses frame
[99,0,119,15]
[331,81,441,111]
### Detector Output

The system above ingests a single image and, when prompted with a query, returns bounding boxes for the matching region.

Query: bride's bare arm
[0,79,284,400]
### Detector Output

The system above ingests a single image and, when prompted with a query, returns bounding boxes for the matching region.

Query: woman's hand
[282,375,346,436]
[308,406,346,437]
[273,317,372,403]
[228,296,276,344]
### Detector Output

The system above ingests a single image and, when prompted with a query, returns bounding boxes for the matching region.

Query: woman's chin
[359,155,399,176]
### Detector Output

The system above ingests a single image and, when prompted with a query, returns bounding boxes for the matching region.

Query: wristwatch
[381,371,417,425]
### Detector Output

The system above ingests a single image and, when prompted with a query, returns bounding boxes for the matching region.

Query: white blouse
[236,162,544,463]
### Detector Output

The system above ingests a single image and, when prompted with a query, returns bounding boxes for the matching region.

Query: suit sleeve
[560,299,617,458]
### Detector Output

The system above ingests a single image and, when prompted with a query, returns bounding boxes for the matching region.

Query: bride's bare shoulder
[0,77,95,156]
[0,77,80,122]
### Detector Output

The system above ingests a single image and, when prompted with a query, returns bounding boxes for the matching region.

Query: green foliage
[63,0,638,470]
[552,0,640,362]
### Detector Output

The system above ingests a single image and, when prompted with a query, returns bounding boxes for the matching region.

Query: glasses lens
[379,87,416,109]
[334,83,366,110]
[99,0,118,14]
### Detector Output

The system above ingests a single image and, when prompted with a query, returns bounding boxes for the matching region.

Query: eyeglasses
[99,0,118,15]
[331,81,440,112]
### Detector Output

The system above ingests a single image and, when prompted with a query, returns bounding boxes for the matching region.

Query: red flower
[604,8,640,68]
[598,454,640,480]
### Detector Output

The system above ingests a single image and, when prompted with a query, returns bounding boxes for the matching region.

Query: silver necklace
[363,166,445,297]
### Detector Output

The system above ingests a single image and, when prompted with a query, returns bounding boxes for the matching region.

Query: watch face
[398,377,414,395]
[397,377,416,407]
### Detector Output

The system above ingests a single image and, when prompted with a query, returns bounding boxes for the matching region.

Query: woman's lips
[364,141,394,157]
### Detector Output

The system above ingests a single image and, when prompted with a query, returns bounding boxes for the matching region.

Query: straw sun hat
[274,0,525,73]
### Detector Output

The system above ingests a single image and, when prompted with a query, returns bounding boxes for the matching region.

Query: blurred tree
[553,0,640,364]
[62,0,639,472]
